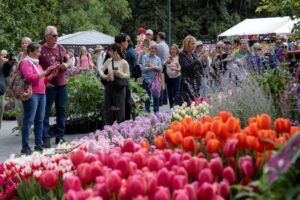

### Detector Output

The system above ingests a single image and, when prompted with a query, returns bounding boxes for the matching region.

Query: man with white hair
[39,25,70,147]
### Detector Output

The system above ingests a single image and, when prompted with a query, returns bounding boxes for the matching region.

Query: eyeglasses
[51,34,58,38]
[256,48,262,51]
[216,47,222,49]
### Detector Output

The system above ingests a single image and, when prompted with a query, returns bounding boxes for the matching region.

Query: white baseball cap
[146,29,153,36]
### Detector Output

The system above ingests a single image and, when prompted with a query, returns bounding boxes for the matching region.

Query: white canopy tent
[58,30,114,46]
[218,16,298,39]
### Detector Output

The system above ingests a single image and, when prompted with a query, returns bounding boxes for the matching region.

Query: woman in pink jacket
[19,42,55,155]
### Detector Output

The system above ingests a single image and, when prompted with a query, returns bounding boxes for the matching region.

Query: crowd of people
[0,25,300,155]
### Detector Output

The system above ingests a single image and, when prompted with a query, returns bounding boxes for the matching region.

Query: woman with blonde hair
[174,35,206,105]
[165,44,181,108]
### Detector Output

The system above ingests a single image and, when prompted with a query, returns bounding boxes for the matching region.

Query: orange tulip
[140,140,150,150]
[154,136,165,149]
[182,136,196,152]
[171,131,183,146]
[200,115,213,123]
[274,118,291,133]
[236,132,247,149]
[202,122,211,135]
[189,122,204,138]
[248,123,259,136]
[164,129,174,144]
[204,131,217,144]
[256,114,272,130]
[219,123,230,140]
[226,117,241,133]
[275,136,286,146]
[246,135,257,149]
[248,117,257,125]
[218,111,233,123]
[206,139,221,154]
[182,117,193,128]
[211,120,223,135]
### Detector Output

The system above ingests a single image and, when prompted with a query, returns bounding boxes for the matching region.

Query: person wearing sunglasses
[39,26,70,148]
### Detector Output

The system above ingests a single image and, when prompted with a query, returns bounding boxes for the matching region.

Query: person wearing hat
[194,41,204,57]
[135,27,146,55]
[146,29,156,46]
[95,45,106,70]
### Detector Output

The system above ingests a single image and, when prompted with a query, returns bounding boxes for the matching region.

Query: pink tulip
[122,139,136,153]
[163,150,172,161]
[197,183,214,200]
[132,151,146,169]
[238,156,255,178]
[222,166,236,184]
[70,150,86,167]
[129,161,138,176]
[156,168,170,187]
[127,175,147,198]
[40,170,59,189]
[133,195,149,200]
[172,175,188,190]
[64,175,82,193]
[106,152,120,169]
[183,157,208,178]
[169,153,181,167]
[223,139,238,158]
[116,157,130,178]
[184,184,197,200]
[173,189,189,200]
[84,154,97,163]
[105,170,122,193]
[198,168,214,186]
[77,163,93,185]
[217,180,230,199]
[153,187,170,200]
[209,157,223,177]
[90,161,103,181]
[94,183,110,200]
[147,176,157,196]
[147,156,163,171]
[174,167,188,178]
[118,185,129,200]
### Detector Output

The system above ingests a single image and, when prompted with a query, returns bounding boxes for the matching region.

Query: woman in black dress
[174,35,206,106]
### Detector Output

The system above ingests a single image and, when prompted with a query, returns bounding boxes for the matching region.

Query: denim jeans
[22,94,46,149]
[43,85,67,141]
[166,76,181,108]
[142,81,159,113]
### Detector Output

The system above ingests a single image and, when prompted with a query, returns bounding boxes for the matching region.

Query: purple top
[39,44,68,86]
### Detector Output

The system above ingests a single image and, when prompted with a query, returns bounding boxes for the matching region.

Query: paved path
[0,105,170,162]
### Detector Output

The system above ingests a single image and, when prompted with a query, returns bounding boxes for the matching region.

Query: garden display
[1,105,300,199]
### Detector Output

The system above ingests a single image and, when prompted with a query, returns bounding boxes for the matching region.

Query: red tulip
[90,161,103,181]
[132,151,146,169]
[172,175,188,190]
[116,157,130,178]
[217,180,230,199]
[105,170,122,193]
[63,175,82,193]
[127,175,147,198]
[223,139,238,158]
[238,156,255,178]
[40,170,59,189]
[156,168,170,187]
[95,183,110,199]
[147,156,163,172]
[77,163,93,185]
[70,150,86,167]
[106,152,120,169]
[182,157,208,178]
[153,187,170,200]
[198,168,214,186]
[184,184,197,200]
[147,176,157,196]
[122,138,136,153]
[197,182,214,200]
[209,157,223,177]
[173,189,189,200]
[222,166,236,184]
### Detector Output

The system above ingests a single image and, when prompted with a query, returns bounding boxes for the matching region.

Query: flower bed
[1,109,300,199]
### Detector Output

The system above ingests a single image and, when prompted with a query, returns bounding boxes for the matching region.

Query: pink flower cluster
[62,139,255,200]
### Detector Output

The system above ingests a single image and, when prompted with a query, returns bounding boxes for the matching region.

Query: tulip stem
[50,189,54,200]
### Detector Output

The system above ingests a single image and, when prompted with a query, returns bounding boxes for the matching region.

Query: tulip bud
[198,168,213,186]
[209,157,223,178]
[63,175,82,193]
[223,139,238,158]
[90,161,103,181]
[105,170,121,193]
[173,189,189,200]
[197,183,214,200]
[106,152,120,169]
[132,151,146,169]
[156,168,170,187]
[172,175,188,190]
[238,156,255,178]
[77,163,93,185]
[147,176,157,196]
[40,170,59,189]
[217,180,230,198]
[147,156,163,172]
[153,187,170,200]
[116,157,130,178]
[127,175,146,198]
[70,150,86,167]
[122,139,136,153]
[184,184,197,200]
[222,166,236,184]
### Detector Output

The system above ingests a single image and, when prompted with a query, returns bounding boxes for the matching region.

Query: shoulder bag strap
[58,45,62,64]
